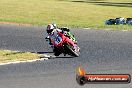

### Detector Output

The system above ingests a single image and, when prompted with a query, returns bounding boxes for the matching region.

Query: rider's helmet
[46,23,57,34]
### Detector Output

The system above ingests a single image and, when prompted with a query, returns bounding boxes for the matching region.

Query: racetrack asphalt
[0,24,132,88]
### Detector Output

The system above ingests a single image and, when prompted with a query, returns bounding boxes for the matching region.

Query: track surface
[0,24,132,88]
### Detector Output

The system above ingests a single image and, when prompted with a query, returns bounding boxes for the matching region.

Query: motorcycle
[49,32,80,57]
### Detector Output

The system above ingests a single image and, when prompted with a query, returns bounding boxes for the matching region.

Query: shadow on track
[33,52,53,54]
[55,56,74,58]
[31,52,75,59]
[41,55,75,59]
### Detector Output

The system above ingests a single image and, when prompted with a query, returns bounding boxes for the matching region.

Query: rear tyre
[53,47,61,56]
[54,52,60,56]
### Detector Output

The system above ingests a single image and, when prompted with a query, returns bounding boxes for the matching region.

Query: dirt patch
[0,22,33,26]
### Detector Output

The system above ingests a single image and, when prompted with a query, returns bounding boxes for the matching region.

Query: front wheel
[65,44,80,57]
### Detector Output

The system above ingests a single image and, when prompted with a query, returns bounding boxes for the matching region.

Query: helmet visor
[47,29,53,34]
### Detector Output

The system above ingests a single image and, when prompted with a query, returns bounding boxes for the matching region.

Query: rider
[45,23,77,56]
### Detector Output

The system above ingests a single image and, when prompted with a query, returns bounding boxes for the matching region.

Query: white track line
[0,57,49,66]
[122,30,128,32]
[83,28,91,30]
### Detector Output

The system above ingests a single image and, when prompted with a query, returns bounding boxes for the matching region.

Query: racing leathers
[45,28,77,56]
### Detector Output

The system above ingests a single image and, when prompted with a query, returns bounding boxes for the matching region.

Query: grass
[0,0,132,30]
[0,50,41,64]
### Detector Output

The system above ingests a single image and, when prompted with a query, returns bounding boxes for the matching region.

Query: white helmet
[46,23,57,34]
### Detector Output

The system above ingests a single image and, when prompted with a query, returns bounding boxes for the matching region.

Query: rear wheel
[53,47,61,56]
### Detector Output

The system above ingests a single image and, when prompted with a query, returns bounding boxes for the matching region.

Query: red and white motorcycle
[48,32,80,57]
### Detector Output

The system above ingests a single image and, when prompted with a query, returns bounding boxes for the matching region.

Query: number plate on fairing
[55,36,62,45]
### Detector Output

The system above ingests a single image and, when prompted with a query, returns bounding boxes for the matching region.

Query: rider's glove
[45,36,53,45]
[62,30,67,35]
[45,36,49,39]
[45,36,50,41]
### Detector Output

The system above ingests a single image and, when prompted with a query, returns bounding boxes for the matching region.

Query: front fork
[67,32,77,43]
[65,37,77,48]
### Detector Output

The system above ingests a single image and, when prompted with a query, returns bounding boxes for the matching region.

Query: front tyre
[66,44,80,57]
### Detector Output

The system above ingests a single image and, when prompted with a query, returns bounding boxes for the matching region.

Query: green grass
[0,0,132,30]
[0,50,41,64]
